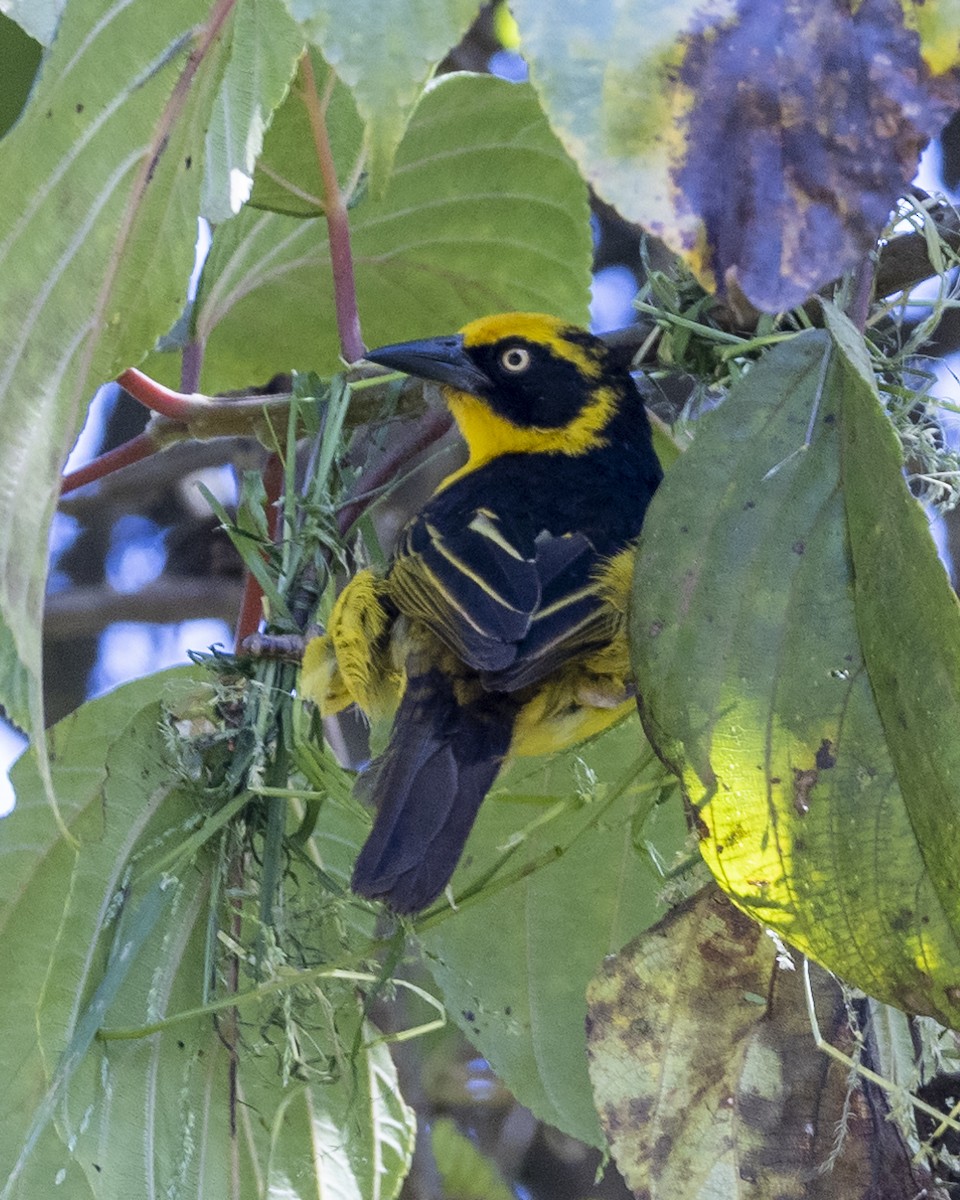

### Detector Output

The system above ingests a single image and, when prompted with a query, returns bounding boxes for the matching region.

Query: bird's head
[364,313,635,468]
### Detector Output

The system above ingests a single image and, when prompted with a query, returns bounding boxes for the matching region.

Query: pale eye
[500,346,531,373]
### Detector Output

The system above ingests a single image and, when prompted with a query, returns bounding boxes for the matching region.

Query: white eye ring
[500,346,531,373]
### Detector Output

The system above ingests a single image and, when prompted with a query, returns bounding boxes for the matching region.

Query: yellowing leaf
[631,329,960,1028]
[902,0,960,74]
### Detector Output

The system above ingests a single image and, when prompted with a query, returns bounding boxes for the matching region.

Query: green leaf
[193,73,591,389]
[262,1004,416,1200]
[0,0,228,735]
[283,0,481,186]
[201,0,304,222]
[1,668,413,1198]
[0,668,212,1197]
[511,0,960,311]
[631,328,960,1028]
[417,717,682,1146]
[248,47,365,217]
[834,304,960,1012]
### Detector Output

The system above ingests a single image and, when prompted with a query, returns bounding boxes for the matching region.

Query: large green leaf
[0,669,413,1199]
[201,0,304,222]
[0,668,211,1197]
[631,328,960,1027]
[193,73,592,389]
[283,0,481,186]
[247,47,365,217]
[0,0,228,736]
[416,716,682,1146]
[511,0,960,311]
[260,1003,415,1200]
[833,303,960,1008]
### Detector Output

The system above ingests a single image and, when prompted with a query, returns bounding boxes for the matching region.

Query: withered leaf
[676,0,960,309]
[585,886,949,1200]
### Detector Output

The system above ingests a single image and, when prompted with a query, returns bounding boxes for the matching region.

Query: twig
[43,577,244,639]
[336,405,454,534]
[847,254,876,334]
[117,367,214,422]
[60,431,158,495]
[181,339,205,394]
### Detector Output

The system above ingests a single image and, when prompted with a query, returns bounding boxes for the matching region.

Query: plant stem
[181,338,204,393]
[847,254,876,334]
[233,452,285,649]
[300,53,365,363]
[60,430,158,494]
[117,367,209,421]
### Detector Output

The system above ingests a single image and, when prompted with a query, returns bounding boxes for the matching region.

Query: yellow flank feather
[593,545,636,614]
[310,544,639,757]
[309,569,402,720]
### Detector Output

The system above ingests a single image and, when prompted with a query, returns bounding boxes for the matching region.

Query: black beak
[364,334,492,396]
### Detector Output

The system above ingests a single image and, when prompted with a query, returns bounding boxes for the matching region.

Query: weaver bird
[303,313,662,913]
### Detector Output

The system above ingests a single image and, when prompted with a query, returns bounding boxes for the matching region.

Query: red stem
[60,431,158,494]
[117,367,208,421]
[336,407,453,534]
[300,55,365,364]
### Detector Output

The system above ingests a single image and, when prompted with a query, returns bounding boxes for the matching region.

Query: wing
[389,506,540,671]
[389,503,616,686]
[483,532,618,692]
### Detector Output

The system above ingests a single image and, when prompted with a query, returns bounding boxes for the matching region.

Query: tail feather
[351,668,517,913]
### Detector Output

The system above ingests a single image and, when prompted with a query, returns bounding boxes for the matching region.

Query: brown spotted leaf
[511,0,960,311]
[585,886,948,1200]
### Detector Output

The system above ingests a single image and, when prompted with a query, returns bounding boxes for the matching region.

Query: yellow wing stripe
[395,557,491,637]
[423,521,529,615]
[467,510,528,559]
[530,583,596,623]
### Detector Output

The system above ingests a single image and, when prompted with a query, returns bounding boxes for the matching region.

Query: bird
[302,312,663,914]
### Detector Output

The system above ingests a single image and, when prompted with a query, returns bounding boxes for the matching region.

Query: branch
[336,407,454,535]
[61,431,158,495]
[59,437,267,517]
[43,577,244,639]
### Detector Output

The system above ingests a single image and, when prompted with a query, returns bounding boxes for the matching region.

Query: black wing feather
[390,507,541,670]
[351,666,518,913]
[390,499,615,688]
